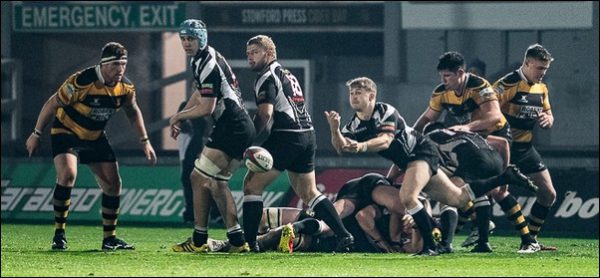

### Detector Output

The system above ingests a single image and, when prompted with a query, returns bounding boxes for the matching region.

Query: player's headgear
[179,19,207,50]
[100,42,127,64]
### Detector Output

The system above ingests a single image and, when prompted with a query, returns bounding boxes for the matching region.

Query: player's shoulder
[433,83,446,95]
[74,66,99,87]
[466,74,490,90]
[497,71,522,87]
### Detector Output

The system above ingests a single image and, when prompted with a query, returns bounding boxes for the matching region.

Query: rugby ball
[243,146,273,173]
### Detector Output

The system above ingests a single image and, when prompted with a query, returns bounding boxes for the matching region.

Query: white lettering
[143,189,171,215]
[33,7,47,28]
[71,6,83,27]
[22,188,52,211]
[120,189,143,214]
[130,189,156,215]
[160,190,183,216]
[1,188,22,211]
[120,6,130,27]
[84,6,94,27]
[47,6,58,27]
[139,6,151,27]
[73,189,101,212]
[59,6,70,27]
[22,6,32,28]
[555,191,582,218]
[578,198,599,219]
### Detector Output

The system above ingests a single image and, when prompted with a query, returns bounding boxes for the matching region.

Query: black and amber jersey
[429,73,507,135]
[254,61,313,131]
[341,102,425,168]
[494,69,551,143]
[190,46,249,124]
[51,66,135,141]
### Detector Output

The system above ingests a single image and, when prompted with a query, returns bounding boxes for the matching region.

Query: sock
[456,201,474,233]
[293,218,321,235]
[101,194,120,239]
[226,224,246,247]
[498,194,532,244]
[193,228,208,247]
[474,196,491,244]
[440,206,458,245]
[528,201,551,238]
[53,184,72,235]
[310,195,351,238]
[408,203,435,250]
[242,195,263,246]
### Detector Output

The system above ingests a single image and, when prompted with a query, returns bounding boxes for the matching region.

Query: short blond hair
[247,35,277,59]
[345,77,377,93]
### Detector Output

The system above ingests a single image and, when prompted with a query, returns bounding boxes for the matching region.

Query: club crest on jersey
[479,87,494,98]
[90,98,101,106]
[65,83,76,97]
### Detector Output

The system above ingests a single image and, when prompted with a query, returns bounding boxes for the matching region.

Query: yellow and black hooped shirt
[51,66,135,141]
[493,69,551,144]
[428,73,507,135]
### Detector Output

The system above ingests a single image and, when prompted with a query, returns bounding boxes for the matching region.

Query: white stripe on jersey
[255,61,299,126]
[196,50,216,84]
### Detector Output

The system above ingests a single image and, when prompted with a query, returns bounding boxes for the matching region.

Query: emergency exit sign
[13,2,186,32]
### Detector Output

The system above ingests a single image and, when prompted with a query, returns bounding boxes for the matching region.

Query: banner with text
[1,162,290,224]
[13,2,185,32]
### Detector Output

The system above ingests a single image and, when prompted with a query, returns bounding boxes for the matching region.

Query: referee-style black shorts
[336,173,391,211]
[455,148,504,182]
[262,130,316,173]
[51,132,116,164]
[206,114,255,160]
[511,142,547,174]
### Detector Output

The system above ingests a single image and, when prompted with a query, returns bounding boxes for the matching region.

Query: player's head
[179,19,207,55]
[99,42,128,85]
[423,122,446,135]
[246,35,277,72]
[437,51,466,91]
[522,43,553,83]
[345,77,377,112]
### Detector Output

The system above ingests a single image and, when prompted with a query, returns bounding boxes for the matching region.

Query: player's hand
[324,110,341,130]
[538,111,553,129]
[448,125,473,133]
[401,214,415,232]
[25,133,40,157]
[342,139,361,153]
[142,142,157,165]
[169,115,181,139]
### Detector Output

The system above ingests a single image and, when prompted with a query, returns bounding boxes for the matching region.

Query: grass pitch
[1,223,598,277]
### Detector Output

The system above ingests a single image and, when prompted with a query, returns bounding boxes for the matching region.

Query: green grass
[1,223,598,277]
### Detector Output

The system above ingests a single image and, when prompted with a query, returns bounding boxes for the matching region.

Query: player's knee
[193,154,223,181]
[354,209,373,222]
[58,171,77,186]
[538,185,557,205]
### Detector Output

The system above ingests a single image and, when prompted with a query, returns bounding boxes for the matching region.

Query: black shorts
[262,130,316,173]
[511,142,546,174]
[455,149,504,182]
[489,122,513,146]
[405,138,441,175]
[336,174,391,211]
[51,133,116,164]
[206,114,255,160]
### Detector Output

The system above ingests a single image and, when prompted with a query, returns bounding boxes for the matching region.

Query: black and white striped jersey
[190,46,249,122]
[253,61,313,132]
[341,102,425,167]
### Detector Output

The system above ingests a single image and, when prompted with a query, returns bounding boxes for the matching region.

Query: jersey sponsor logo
[90,98,101,107]
[90,107,116,121]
